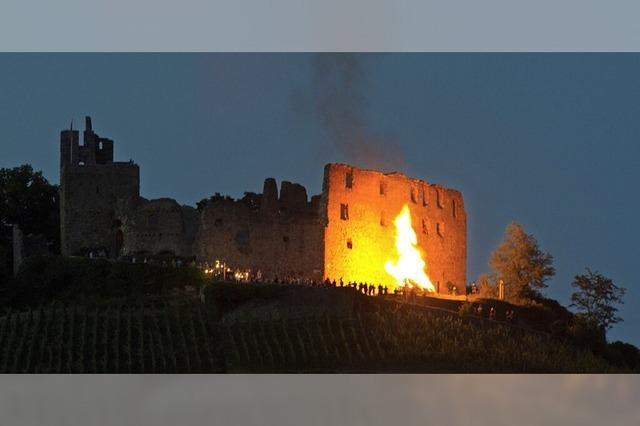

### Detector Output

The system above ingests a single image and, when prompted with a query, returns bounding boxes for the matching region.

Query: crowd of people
[236,273,393,297]
[198,263,521,325]
[473,304,517,323]
[325,278,390,296]
[235,274,519,324]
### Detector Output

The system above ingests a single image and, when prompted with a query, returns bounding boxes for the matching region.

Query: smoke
[302,53,406,172]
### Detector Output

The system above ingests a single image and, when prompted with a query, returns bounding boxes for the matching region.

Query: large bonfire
[384,204,435,292]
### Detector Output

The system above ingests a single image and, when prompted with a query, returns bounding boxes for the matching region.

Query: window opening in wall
[99,141,103,150]
[283,236,290,243]
[380,211,386,227]
[437,222,444,237]
[452,200,457,218]
[340,203,349,220]
[422,219,427,235]
[379,181,386,195]
[214,218,223,227]
[345,171,353,189]
[346,239,353,249]
[410,187,416,203]
[421,186,427,206]
[436,188,443,208]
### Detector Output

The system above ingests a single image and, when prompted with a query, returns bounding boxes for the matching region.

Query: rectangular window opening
[345,172,353,189]
[340,203,349,220]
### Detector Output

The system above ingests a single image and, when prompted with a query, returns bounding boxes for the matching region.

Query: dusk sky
[1,53,638,345]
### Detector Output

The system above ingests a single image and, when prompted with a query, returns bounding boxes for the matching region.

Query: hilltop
[0,257,637,373]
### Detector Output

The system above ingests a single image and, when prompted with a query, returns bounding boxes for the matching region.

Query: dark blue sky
[1,53,638,345]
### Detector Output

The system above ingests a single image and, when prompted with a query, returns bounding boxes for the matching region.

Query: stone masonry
[60,118,466,291]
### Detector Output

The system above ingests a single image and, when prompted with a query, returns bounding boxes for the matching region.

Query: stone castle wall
[193,179,324,281]
[59,119,466,290]
[322,163,466,291]
[60,118,140,257]
[116,197,199,258]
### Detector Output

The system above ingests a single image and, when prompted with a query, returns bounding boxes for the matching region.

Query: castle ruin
[60,117,466,291]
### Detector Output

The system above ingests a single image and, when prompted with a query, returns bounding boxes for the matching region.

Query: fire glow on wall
[322,164,466,292]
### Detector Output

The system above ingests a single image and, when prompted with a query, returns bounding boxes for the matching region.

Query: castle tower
[59,116,140,258]
[321,163,467,292]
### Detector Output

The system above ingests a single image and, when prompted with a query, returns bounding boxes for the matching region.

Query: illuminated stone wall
[193,180,325,281]
[59,119,466,289]
[322,163,466,292]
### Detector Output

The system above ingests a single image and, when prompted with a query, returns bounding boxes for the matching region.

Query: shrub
[604,341,640,371]
[2,256,205,307]
[457,301,474,317]
[567,315,607,354]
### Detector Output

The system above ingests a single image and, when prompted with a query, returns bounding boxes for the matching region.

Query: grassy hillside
[0,289,627,373]
[0,258,635,373]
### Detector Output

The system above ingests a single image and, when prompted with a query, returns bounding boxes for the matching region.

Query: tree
[571,268,625,331]
[196,193,233,211]
[489,223,555,301]
[0,164,59,252]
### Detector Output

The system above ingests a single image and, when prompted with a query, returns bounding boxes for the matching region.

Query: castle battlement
[59,118,467,291]
[59,117,139,257]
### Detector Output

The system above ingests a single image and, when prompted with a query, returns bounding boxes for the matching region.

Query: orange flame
[384,204,435,292]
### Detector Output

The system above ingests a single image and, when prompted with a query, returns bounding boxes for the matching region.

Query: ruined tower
[58,118,467,291]
[321,164,467,291]
[59,117,140,257]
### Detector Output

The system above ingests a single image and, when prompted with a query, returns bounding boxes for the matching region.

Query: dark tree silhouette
[571,268,625,331]
[0,164,59,251]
